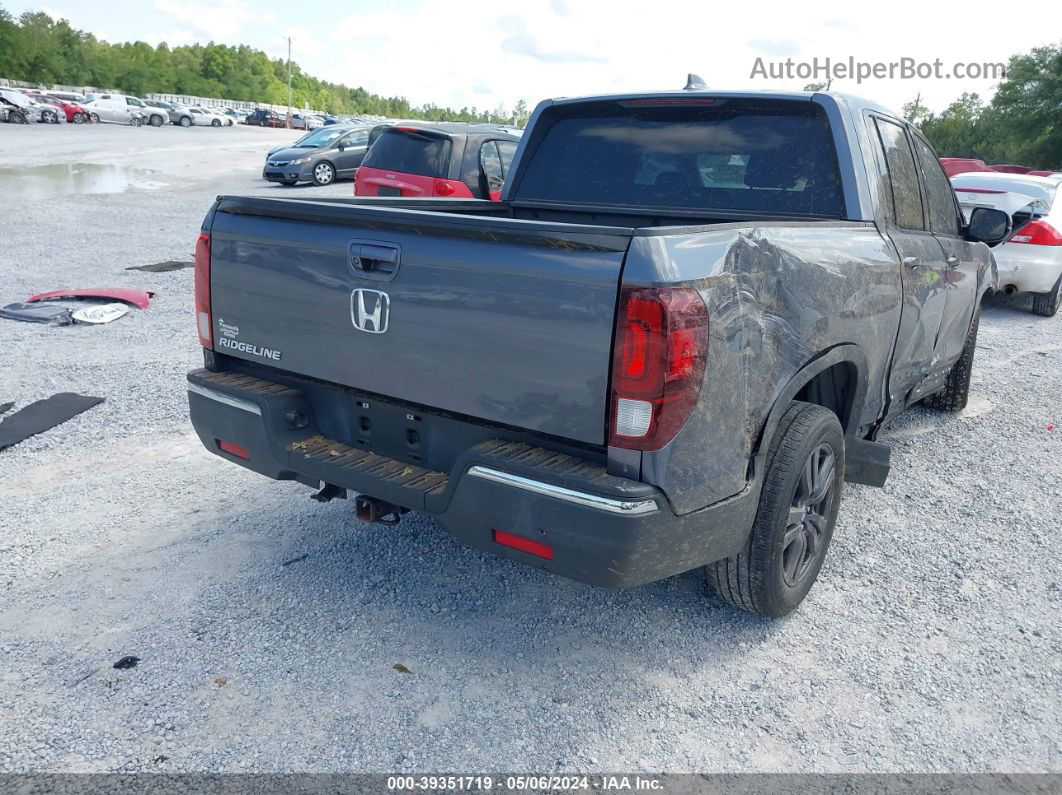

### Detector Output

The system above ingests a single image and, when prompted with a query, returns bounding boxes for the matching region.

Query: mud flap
[845,437,891,487]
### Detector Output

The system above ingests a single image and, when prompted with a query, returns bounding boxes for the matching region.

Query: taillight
[1010,219,1062,246]
[609,285,708,450]
[434,180,456,197]
[194,233,212,348]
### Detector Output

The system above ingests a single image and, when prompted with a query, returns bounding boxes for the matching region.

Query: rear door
[910,130,978,366]
[333,128,370,177]
[871,115,953,406]
[208,201,632,444]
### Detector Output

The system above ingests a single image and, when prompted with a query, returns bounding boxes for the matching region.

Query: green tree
[989,44,1062,167]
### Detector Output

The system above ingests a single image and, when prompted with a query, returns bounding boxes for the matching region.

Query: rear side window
[480,141,504,193]
[874,118,925,230]
[498,141,518,175]
[363,128,452,178]
[343,129,369,147]
[912,133,961,235]
[514,101,844,216]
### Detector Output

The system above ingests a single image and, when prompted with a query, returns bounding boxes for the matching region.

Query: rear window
[363,128,452,178]
[515,101,844,216]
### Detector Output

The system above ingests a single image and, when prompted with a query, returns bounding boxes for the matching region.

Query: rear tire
[211,118,221,127]
[922,312,979,411]
[43,110,57,124]
[706,401,844,617]
[150,113,163,127]
[179,116,191,127]
[1031,274,1062,318]
[73,112,85,124]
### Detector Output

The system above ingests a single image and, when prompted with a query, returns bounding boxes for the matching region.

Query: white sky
[20,0,1062,114]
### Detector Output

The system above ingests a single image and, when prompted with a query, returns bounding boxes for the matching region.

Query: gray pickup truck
[187,87,1010,616]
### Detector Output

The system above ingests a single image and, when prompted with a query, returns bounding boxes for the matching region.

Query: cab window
[912,133,961,235]
[874,118,925,231]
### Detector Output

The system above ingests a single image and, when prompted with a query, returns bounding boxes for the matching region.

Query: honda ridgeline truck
[187,85,1010,616]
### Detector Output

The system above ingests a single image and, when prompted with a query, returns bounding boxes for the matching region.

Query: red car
[355,123,521,200]
[939,157,994,178]
[23,91,91,123]
[36,94,92,124]
[989,164,1033,174]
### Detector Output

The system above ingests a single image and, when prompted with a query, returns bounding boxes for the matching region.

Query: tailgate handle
[350,242,400,280]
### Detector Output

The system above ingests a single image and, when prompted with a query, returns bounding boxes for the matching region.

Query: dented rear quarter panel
[624,223,904,515]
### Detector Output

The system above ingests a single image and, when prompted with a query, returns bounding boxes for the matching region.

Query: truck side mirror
[966,207,1011,247]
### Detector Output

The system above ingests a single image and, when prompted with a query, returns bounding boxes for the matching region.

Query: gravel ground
[0,123,1059,775]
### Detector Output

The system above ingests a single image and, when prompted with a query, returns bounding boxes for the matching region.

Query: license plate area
[376,186,402,197]
[349,397,427,465]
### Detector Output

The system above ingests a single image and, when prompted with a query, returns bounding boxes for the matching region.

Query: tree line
[805,44,1060,170]
[900,43,1060,170]
[0,6,531,125]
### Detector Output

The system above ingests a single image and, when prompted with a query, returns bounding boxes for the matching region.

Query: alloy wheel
[781,443,837,588]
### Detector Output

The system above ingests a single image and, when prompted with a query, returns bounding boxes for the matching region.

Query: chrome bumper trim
[187,382,262,415]
[467,465,658,515]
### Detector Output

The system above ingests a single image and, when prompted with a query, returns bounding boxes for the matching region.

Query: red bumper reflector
[217,439,250,460]
[493,530,554,560]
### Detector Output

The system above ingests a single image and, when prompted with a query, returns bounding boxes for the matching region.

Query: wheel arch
[754,345,868,459]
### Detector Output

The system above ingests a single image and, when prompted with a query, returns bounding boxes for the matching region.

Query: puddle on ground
[0,163,165,200]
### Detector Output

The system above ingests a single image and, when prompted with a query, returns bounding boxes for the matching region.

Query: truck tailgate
[207,198,633,445]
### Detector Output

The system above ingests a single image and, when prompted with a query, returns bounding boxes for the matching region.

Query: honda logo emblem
[350,288,390,334]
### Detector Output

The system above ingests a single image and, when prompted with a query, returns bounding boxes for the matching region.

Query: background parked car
[263,124,372,186]
[82,93,163,125]
[186,107,233,127]
[144,99,195,127]
[245,109,285,127]
[0,88,62,123]
[952,171,1062,316]
[355,123,521,200]
[32,94,91,123]
[46,91,100,122]
[290,112,323,131]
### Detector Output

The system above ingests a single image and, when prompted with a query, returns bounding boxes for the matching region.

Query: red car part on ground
[26,288,154,310]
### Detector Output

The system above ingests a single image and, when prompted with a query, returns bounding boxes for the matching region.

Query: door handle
[903,256,919,267]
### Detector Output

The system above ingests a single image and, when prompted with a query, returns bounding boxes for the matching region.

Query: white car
[186,107,234,127]
[952,171,1062,316]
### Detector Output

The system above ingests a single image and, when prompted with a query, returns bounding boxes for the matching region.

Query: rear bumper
[187,368,756,586]
[994,244,1062,294]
